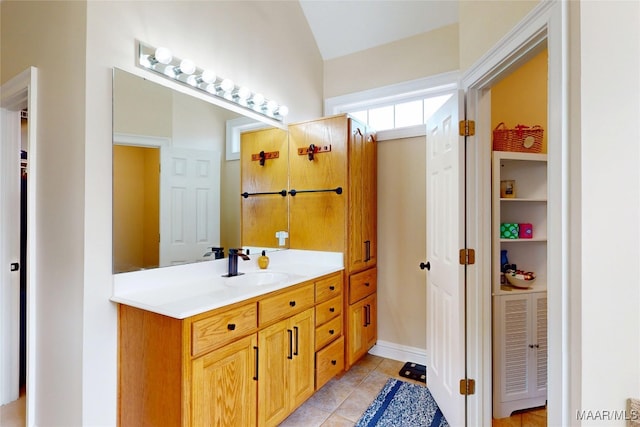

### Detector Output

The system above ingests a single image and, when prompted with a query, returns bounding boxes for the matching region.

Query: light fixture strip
[137,42,288,121]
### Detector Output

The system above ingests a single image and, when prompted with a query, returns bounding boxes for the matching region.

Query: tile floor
[0,356,546,427]
[280,354,425,426]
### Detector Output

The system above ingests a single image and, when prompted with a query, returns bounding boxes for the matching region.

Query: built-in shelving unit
[492,150,548,418]
[492,151,548,296]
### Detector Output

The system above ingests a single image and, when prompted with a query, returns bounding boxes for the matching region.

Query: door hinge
[459,120,475,137]
[459,248,475,265]
[460,378,476,395]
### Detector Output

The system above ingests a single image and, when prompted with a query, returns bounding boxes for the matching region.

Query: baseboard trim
[368,340,427,366]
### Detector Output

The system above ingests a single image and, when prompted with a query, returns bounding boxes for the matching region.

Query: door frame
[461,1,568,425]
[0,66,38,425]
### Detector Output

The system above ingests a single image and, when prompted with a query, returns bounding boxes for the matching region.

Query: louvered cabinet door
[493,292,548,418]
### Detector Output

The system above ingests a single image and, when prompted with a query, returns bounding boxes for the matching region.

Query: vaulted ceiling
[298,0,459,60]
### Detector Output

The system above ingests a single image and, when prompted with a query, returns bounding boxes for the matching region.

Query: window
[324,71,459,140]
[349,94,453,132]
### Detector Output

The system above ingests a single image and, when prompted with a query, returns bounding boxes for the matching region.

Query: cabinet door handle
[363,305,368,327]
[287,329,293,359]
[227,323,236,331]
[253,346,259,381]
[289,300,296,307]
[293,326,299,356]
[364,240,371,262]
[365,304,371,326]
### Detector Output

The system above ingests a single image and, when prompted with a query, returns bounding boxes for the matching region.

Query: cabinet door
[532,293,547,398]
[258,308,315,427]
[348,120,377,272]
[494,293,547,405]
[288,116,347,252]
[258,321,289,427]
[191,334,257,427]
[288,308,315,409]
[347,292,377,367]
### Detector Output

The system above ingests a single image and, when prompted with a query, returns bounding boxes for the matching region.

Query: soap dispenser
[258,250,270,269]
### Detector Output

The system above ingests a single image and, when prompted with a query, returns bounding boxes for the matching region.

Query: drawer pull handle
[227,323,236,331]
[289,300,296,307]
[364,282,370,287]
[329,307,335,313]
[329,329,335,335]
[331,360,337,365]
[329,285,335,291]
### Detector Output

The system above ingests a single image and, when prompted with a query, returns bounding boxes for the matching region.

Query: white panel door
[0,107,20,405]
[426,92,466,426]
[160,147,221,266]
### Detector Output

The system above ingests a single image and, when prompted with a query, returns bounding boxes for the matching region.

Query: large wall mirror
[113,68,288,273]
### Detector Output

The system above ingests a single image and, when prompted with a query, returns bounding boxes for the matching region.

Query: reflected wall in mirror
[112,68,288,273]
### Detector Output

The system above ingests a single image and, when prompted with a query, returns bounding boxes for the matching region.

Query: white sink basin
[223,271,293,287]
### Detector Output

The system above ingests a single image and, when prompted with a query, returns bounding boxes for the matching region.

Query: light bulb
[201,69,216,84]
[237,86,251,100]
[179,59,196,75]
[277,105,289,117]
[164,67,177,78]
[186,75,198,86]
[140,54,153,68]
[205,83,217,94]
[251,93,265,107]
[265,100,277,112]
[154,47,172,65]
[220,78,235,93]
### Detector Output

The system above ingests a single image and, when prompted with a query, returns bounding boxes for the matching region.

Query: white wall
[575,1,640,424]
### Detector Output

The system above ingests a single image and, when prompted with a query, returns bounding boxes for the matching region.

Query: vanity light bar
[137,42,289,121]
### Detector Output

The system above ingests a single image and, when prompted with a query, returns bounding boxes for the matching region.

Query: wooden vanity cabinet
[118,273,348,427]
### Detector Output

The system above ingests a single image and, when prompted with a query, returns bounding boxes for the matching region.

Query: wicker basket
[492,123,543,153]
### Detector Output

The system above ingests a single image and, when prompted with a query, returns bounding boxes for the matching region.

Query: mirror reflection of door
[113,145,160,272]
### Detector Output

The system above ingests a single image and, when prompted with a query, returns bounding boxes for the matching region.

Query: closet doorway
[0,67,38,426]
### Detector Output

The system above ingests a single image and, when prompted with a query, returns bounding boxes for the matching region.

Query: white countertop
[111,249,344,319]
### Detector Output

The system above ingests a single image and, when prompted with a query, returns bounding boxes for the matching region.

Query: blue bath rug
[355,378,449,427]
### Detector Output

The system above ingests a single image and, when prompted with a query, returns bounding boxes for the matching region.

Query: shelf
[493,280,547,296]
[500,237,547,243]
[500,198,547,202]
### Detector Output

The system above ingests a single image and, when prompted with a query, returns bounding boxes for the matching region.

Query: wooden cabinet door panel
[288,308,315,409]
[192,335,257,427]
[258,321,289,427]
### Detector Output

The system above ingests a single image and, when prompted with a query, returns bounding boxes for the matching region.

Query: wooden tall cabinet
[288,114,377,369]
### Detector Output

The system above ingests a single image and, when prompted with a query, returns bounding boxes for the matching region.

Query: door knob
[419,261,430,271]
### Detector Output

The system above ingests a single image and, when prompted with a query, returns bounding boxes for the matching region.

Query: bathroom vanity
[112,250,344,427]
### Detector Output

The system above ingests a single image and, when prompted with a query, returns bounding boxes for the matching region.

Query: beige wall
[2,1,323,424]
[458,0,540,71]
[1,2,87,425]
[324,23,459,99]
[377,135,427,350]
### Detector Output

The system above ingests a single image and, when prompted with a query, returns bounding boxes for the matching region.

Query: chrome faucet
[224,248,250,277]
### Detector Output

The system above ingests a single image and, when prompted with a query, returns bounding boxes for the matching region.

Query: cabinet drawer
[349,268,377,304]
[192,303,257,357]
[315,295,342,326]
[259,282,315,326]
[315,315,342,351]
[315,272,343,303]
[316,336,345,390]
